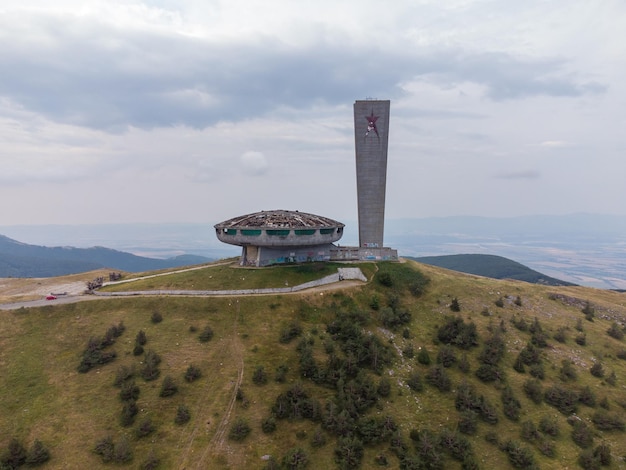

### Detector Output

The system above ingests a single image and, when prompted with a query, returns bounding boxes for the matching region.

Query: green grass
[101,261,377,292]
[1,260,626,469]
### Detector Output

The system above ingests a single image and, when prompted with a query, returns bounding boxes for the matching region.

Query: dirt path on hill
[175,303,246,469]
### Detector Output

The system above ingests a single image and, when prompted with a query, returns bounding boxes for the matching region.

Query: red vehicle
[46,295,57,301]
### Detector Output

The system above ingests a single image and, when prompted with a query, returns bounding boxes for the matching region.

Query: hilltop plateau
[1,259,625,469]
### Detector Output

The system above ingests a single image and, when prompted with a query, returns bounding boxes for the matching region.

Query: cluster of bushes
[198,325,214,342]
[133,330,147,356]
[578,443,612,469]
[0,438,50,468]
[93,436,132,464]
[279,322,303,344]
[140,350,161,381]
[77,322,125,373]
[437,316,479,349]
[455,382,498,424]
[475,332,505,383]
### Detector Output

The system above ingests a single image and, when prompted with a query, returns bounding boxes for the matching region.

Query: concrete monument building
[334,99,397,261]
[214,210,344,267]
[214,99,397,266]
[354,99,390,248]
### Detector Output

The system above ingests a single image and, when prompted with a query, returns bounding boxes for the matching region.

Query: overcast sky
[1,0,625,226]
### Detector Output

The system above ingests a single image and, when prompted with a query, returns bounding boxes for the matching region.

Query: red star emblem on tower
[364,111,379,139]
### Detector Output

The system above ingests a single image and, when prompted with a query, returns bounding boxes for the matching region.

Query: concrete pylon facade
[354,100,390,248]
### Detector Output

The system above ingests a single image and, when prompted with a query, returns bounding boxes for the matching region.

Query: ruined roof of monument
[214,210,344,229]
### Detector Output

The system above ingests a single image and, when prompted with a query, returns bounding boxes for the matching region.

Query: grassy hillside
[1,260,626,469]
[411,254,575,286]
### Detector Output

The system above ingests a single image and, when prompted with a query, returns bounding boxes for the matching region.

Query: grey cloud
[0,13,605,132]
[495,170,541,180]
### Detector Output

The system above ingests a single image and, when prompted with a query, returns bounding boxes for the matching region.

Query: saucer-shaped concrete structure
[214,210,344,266]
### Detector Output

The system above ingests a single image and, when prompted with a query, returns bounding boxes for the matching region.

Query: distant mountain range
[411,254,575,287]
[1,231,573,287]
[0,235,211,277]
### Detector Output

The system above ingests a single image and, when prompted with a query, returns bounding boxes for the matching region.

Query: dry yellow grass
[1,260,626,469]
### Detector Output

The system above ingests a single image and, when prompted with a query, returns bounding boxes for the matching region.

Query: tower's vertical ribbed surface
[354,100,390,248]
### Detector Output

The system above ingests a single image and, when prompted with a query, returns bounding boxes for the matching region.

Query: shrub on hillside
[2,438,27,469]
[174,405,191,425]
[185,364,202,382]
[136,418,156,438]
[502,440,538,470]
[261,415,277,434]
[571,421,594,449]
[478,332,505,366]
[77,335,118,373]
[426,364,452,392]
[590,362,605,378]
[120,399,138,427]
[475,364,503,383]
[282,447,309,470]
[140,350,161,381]
[544,385,579,415]
[150,311,163,323]
[523,378,543,404]
[502,386,522,421]
[591,409,625,431]
[450,297,461,312]
[25,439,50,466]
[458,410,478,435]
[252,366,268,385]
[119,380,140,402]
[538,415,560,437]
[554,327,567,343]
[559,359,578,382]
[417,347,431,365]
[437,317,478,349]
[198,325,214,342]
[135,330,147,346]
[380,306,411,330]
[377,377,391,397]
[436,344,457,367]
[607,322,625,340]
[93,435,115,463]
[139,449,160,470]
[579,385,597,408]
[229,418,251,441]
[159,375,178,397]
[279,322,303,344]
[113,364,134,387]
[407,372,423,392]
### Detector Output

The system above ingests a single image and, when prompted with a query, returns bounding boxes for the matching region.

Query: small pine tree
[135,330,148,345]
[159,375,178,397]
[174,405,191,425]
[136,418,156,438]
[417,347,431,365]
[450,297,461,312]
[229,418,251,441]
[199,325,214,342]
[25,439,50,466]
[590,362,605,378]
[184,364,202,382]
[252,366,268,385]
[3,438,27,468]
[140,449,160,470]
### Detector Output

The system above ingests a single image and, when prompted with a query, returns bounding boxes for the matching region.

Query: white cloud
[0,0,624,224]
[240,151,269,176]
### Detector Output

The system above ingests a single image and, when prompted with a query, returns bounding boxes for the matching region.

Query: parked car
[46,295,57,300]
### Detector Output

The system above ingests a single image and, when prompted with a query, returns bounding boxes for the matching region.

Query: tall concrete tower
[354,99,390,248]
